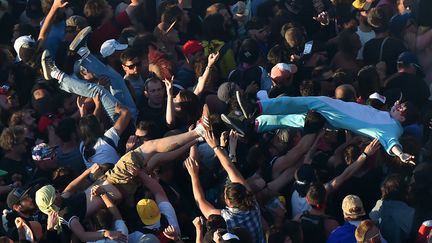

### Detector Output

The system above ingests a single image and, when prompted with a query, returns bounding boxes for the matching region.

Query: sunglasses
[123,61,141,69]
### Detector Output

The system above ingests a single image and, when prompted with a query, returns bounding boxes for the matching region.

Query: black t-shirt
[59,192,87,229]
[137,100,168,134]
[363,37,407,76]
[384,72,430,109]
[0,157,30,184]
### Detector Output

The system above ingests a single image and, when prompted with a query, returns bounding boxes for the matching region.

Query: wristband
[212,146,222,151]
[360,152,368,159]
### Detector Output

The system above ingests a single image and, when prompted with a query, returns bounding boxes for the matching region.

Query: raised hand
[126,135,138,152]
[53,0,68,9]
[104,231,127,243]
[163,225,180,241]
[363,138,381,156]
[399,153,415,165]
[313,11,330,26]
[163,76,174,96]
[184,157,199,177]
[47,212,59,231]
[207,52,220,67]
[204,130,219,149]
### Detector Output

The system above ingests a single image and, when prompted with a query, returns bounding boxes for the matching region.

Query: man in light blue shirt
[224,93,418,164]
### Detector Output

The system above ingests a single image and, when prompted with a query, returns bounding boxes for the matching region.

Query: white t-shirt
[81,127,120,168]
[356,27,376,60]
[128,201,180,243]
[291,190,311,216]
[87,220,128,243]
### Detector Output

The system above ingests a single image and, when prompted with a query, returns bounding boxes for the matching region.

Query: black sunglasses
[123,61,142,69]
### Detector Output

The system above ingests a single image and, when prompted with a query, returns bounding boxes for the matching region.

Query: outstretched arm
[391,145,415,165]
[185,157,221,219]
[164,77,176,127]
[325,138,381,194]
[63,164,99,196]
[204,131,250,190]
[38,0,68,45]
[147,140,196,171]
[92,185,123,220]
[113,103,131,136]
[272,133,317,178]
[194,52,219,97]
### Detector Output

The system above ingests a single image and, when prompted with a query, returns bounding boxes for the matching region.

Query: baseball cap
[0,169,7,177]
[182,40,203,56]
[369,92,386,104]
[100,39,128,58]
[294,164,315,197]
[389,13,412,37]
[14,35,36,62]
[352,0,372,11]
[271,63,298,83]
[238,39,260,64]
[342,195,366,218]
[230,1,249,18]
[221,232,240,242]
[7,187,32,210]
[32,143,57,161]
[66,15,88,31]
[217,82,238,104]
[136,199,161,225]
[397,51,421,69]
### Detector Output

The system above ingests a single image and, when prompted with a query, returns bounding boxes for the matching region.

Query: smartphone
[303,41,313,55]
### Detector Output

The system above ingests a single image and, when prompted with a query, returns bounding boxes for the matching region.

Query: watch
[360,152,368,159]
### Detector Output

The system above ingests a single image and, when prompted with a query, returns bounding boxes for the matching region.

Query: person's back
[384,72,430,109]
[300,210,330,243]
[363,36,406,75]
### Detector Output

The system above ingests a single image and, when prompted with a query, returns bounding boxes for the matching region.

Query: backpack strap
[379,37,389,62]
[101,136,120,154]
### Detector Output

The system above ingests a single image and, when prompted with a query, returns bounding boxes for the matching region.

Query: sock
[52,70,65,81]
[194,123,206,137]
[77,47,90,58]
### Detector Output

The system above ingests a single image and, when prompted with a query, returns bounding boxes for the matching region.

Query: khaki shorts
[105,149,145,198]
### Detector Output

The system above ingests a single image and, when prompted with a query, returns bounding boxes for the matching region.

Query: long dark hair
[175,90,201,126]
[224,182,256,211]
[79,115,103,160]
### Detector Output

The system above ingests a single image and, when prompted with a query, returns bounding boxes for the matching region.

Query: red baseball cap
[182,40,204,56]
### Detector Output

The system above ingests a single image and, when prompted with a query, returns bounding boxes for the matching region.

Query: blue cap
[389,13,412,37]
[397,51,421,69]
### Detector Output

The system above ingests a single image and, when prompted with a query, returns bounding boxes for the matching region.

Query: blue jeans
[59,74,118,123]
[79,54,138,121]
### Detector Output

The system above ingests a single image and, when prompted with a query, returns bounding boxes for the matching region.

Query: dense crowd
[0,0,431,242]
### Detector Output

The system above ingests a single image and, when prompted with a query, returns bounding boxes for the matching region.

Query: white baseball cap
[369,92,386,104]
[14,35,35,62]
[100,39,128,58]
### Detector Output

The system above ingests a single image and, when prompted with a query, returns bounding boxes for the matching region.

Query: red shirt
[89,11,131,52]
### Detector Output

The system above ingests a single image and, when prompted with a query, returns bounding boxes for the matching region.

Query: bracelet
[360,152,368,159]
[212,145,222,151]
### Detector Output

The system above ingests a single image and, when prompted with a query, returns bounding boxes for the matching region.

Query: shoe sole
[41,50,50,80]
[69,26,92,51]
[236,91,249,119]
[221,114,245,137]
